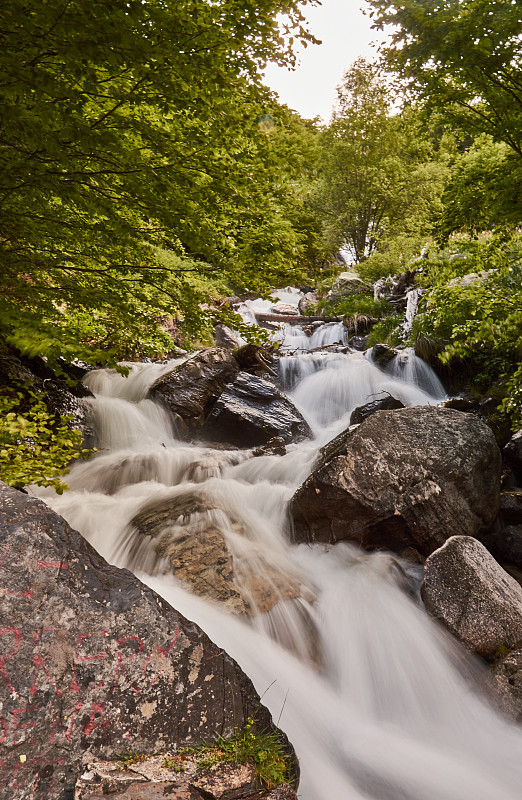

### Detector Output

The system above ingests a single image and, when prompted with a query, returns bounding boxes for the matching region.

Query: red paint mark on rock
[37,560,68,570]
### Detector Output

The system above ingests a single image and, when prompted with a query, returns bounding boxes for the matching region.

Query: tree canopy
[367,0,522,156]
[316,59,448,263]
[0,0,323,364]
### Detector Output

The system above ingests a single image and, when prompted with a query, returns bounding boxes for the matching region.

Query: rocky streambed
[2,328,522,799]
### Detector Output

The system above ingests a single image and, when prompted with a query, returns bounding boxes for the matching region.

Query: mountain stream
[32,296,522,800]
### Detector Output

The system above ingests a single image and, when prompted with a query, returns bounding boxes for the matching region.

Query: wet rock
[421,536,522,658]
[233,344,276,376]
[200,373,313,448]
[347,335,370,351]
[349,394,405,425]
[213,323,242,350]
[149,348,240,436]
[297,291,318,315]
[490,648,522,723]
[500,490,522,524]
[370,343,399,367]
[487,525,522,572]
[128,492,316,617]
[291,406,501,556]
[503,431,522,481]
[252,436,287,457]
[0,482,276,799]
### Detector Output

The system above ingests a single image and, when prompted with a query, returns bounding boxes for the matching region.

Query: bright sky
[263,0,385,123]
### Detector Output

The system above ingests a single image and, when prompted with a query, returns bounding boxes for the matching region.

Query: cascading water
[30,321,522,800]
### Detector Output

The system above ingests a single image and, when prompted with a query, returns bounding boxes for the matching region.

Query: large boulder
[291,406,501,556]
[149,347,240,437]
[0,483,281,799]
[297,291,318,316]
[325,271,363,302]
[200,373,313,448]
[421,536,522,658]
[500,490,522,525]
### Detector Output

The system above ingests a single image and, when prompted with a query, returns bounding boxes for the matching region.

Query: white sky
[263,0,385,123]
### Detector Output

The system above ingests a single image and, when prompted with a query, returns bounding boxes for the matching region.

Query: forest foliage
[2,0,522,489]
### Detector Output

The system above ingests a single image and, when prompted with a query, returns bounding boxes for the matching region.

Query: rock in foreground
[291,406,501,556]
[0,483,282,798]
[421,536,522,658]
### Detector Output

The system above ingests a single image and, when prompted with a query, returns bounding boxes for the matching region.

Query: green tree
[316,59,447,263]
[0,0,322,364]
[367,0,522,156]
[437,135,522,239]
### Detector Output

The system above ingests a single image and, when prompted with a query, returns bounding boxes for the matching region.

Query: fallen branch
[254,312,342,325]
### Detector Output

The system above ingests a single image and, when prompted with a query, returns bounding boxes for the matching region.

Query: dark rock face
[488,525,522,572]
[491,649,522,723]
[291,406,501,556]
[0,483,275,799]
[349,395,405,426]
[421,536,522,658]
[500,490,522,525]
[370,344,399,367]
[200,373,313,448]
[149,348,240,436]
[503,430,522,479]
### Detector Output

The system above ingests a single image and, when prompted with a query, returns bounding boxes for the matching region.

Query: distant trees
[316,59,447,263]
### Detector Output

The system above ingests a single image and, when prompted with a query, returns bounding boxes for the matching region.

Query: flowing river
[31,304,522,800]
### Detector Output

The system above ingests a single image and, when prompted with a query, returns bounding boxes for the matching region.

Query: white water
[31,332,522,800]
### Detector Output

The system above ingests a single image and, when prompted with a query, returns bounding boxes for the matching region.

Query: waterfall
[30,326,522,800]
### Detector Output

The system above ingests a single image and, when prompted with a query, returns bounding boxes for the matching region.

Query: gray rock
[200,373,313,448]
[349,394,405,426]
[326,271,363,301]
[291,406,501,556]
[421,536,522,657]
[490,648,522,723]
[213,323,241,350]
[500,490,522,524]
[0,483,277,798]
[298,291,318,315]
[149,348,239,437]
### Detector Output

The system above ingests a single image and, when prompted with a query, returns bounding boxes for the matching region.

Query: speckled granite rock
[421,536,522,657]
[0,483,280,799]
[490,648,522,723]
[291,407,501,556]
